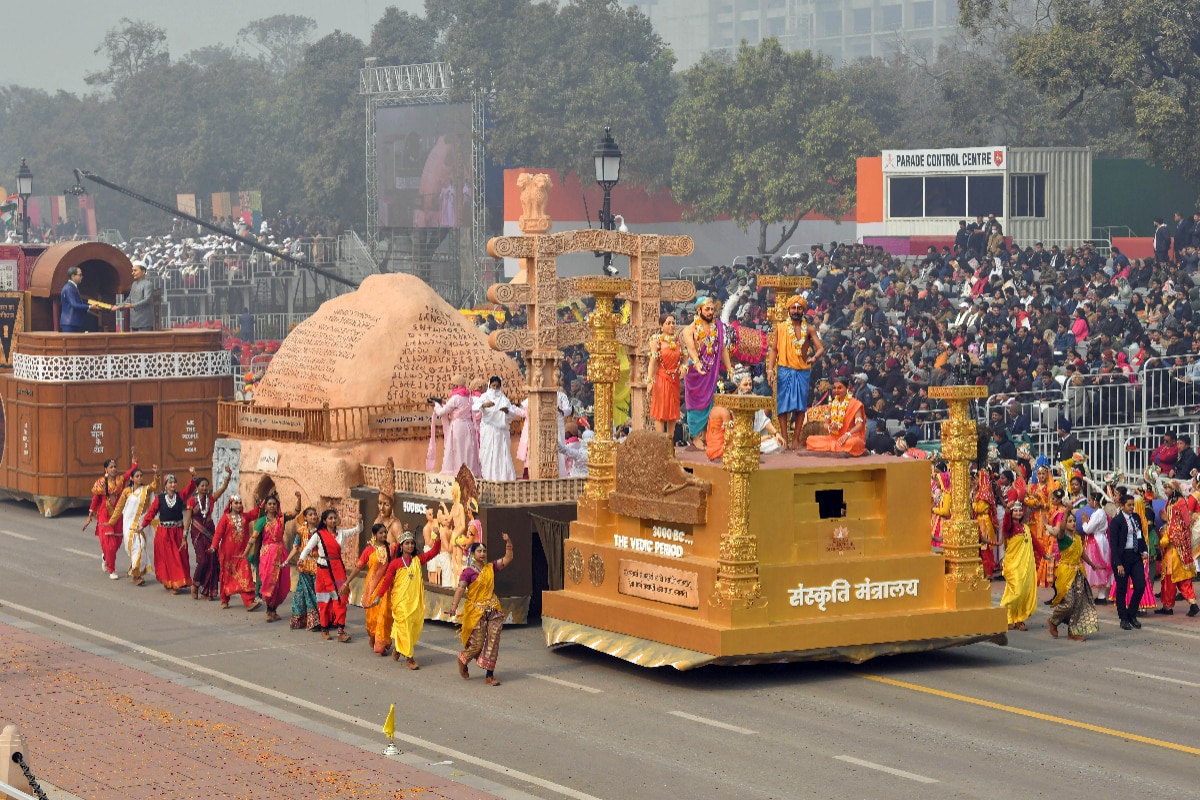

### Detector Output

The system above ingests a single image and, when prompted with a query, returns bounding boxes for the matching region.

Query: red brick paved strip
[0,622,500,800]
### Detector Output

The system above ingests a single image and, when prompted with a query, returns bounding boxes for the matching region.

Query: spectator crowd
[473,212,1200,460]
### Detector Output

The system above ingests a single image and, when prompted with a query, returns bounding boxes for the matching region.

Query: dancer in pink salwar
[431,374,482,476]
[1080,495,1113,604]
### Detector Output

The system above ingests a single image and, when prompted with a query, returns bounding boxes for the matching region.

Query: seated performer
[804,370,866,456]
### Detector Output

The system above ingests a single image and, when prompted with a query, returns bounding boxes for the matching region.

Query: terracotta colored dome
[252,274,524,410]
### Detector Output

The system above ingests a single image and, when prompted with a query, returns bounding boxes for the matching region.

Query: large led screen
[376,104,473,229]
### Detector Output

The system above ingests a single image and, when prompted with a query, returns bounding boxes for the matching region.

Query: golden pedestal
[542,390,1007,668]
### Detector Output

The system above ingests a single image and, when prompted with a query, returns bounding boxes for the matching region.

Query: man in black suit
[954,220,970,252]
[1153,217,1171,263]
[1174,211,1194,260]
[967,216,987,257]
[1107,493,1149,630]
[1055,418,1082,463]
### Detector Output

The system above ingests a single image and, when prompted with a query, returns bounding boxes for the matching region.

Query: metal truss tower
[360,61,491,306]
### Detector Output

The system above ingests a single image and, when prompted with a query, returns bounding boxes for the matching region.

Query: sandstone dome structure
[227,273,527,509]
[252,273,524,409]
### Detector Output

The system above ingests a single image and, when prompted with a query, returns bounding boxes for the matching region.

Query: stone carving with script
[608,430,711,525]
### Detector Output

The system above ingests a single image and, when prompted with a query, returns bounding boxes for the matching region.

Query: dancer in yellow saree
[451,533,513,686]
[1001,501,1037,630]
[371,530,441,668]
[1047,512,1100,640]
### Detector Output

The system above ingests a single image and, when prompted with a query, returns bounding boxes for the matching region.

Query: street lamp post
[592,127,623,276]
[15,159,33,244]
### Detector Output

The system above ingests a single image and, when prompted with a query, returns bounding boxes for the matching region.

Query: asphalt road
[1,498,1198,799]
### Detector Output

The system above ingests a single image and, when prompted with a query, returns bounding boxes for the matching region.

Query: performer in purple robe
[680,297,732,449]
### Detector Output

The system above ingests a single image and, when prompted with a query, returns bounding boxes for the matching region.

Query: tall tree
[369,7,441,64]
[437,0,677,189]
[669,40,877,255]
[237,15,318,76]
[959,0,1198,185]
[282,32,369,220]
[85,18,170,95]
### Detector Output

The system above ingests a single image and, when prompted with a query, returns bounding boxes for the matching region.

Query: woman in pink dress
[432,375,482,476]
[254,492,300,622]
[1080,496,1113,604]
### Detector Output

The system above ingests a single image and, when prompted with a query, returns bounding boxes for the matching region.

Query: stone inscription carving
[390,305,520,401]
[255,310,380,404]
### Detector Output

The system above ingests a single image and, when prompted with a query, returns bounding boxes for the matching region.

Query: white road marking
[1111,667,1200,689]
[1096,616,1200,641]
[61,547,98,559]
[0,529,35,541]
[185,644,303,659]
[417,641,460,656]
[976,641,1033,654]
[667,710,756,735]
[834,755,939,784]
[529,673,603,694]
[0,599,605,800]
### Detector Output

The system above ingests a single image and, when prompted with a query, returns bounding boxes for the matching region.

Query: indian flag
[0,195,17,223]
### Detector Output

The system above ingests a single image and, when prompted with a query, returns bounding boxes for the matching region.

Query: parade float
[0,241,229,516]
[459,191,1009,668]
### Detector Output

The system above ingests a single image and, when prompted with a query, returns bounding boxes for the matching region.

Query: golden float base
[544,615,1008,670]
[543,451,1008,669]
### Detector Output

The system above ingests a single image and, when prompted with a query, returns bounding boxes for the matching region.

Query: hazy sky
[6,0,424,94]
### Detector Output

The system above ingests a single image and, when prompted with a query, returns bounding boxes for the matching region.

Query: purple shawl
[684,319,725,409]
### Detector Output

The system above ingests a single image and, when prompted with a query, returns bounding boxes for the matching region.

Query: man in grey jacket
[125,262,155,331]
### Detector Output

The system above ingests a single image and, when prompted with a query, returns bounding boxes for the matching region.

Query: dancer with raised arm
[450,533,514,686]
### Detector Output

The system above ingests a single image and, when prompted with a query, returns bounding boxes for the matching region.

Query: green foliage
[85,18,170,94]
[669,40,877,254]
[369,7,441,65]
[961,0,1200,187]
[439,0,677,188]
[237,15,318,76]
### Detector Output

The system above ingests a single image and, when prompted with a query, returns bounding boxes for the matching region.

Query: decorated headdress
[694,296,712,309]
[786,294,808,311]
[731,365,751,385]
[398,529,415,544]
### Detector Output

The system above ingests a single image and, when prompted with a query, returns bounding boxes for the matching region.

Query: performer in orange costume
[805,372,866,456]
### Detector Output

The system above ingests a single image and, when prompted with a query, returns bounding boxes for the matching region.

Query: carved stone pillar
[709,392,772,609]
[578,277,630,499]
[928,385,989,589]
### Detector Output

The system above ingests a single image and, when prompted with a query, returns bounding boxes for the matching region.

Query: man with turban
[766,293,824,449]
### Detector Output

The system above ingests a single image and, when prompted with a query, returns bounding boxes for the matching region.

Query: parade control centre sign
[882,146,1006,173]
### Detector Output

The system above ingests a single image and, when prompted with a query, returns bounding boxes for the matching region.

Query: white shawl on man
[472,387,516,481]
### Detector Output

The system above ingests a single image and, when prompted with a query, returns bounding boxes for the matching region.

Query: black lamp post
[592,127,623,276]
[15,158,33,244]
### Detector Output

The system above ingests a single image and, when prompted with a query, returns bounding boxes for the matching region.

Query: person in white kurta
[512,391,571,478]
[472,376,518,481]
[555,389,572,478]
[558,430,592,478]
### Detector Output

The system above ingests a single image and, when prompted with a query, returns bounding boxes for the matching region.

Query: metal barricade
[1141,356,1200,419]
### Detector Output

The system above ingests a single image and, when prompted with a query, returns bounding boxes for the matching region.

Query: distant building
[628,0,962,68]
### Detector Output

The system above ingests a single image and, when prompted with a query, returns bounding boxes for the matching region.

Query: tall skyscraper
[628,0,963,69]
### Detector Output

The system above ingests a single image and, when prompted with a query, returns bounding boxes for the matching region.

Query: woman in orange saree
[805,373,866,456]
[1024,463,1060,588]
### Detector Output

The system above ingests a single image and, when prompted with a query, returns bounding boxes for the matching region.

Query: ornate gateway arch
[486,181,695,479]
